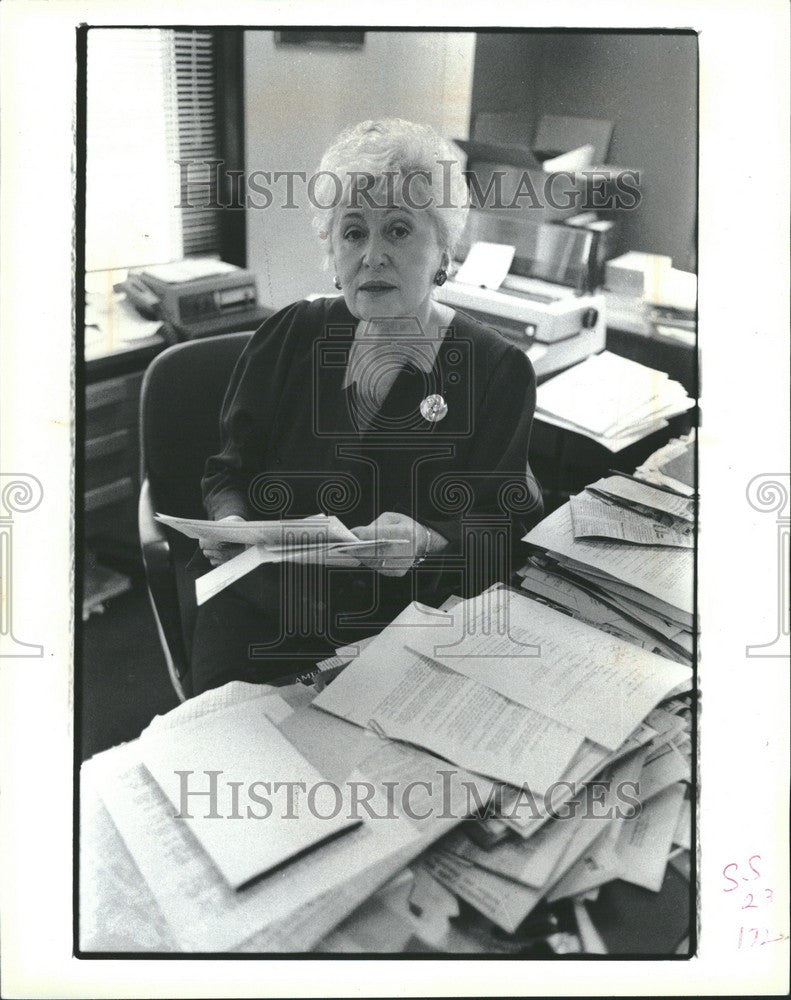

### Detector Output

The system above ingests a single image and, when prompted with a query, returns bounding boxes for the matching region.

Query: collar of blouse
[341,307,455,393]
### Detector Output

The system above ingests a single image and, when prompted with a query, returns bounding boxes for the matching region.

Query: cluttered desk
[79,434,696,956]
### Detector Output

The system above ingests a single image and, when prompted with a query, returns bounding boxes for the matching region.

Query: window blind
[85,28,220,272]
[174,30,220,256]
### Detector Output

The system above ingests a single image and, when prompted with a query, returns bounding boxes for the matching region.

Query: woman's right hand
[200,514,247,567]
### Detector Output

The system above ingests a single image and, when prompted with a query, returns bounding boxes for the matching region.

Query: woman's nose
[362,235,388,268]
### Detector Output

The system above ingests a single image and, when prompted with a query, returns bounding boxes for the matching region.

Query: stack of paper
[570,476,694,549]
[535,351,695,451]
[308,586,692,937]
[415,687,693,936]
[521,497,696,664]
[85,679,496,952]
[82,583,694,952]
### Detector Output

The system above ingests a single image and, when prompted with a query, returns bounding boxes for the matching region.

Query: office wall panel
[471,32,697,271]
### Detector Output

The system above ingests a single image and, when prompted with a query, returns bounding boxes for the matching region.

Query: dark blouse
[202,294,543,573]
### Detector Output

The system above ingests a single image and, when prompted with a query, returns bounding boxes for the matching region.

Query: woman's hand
[350,512,440,577]
[200,514,247,567]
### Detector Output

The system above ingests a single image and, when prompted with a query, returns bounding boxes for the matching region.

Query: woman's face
[331,191,444,323]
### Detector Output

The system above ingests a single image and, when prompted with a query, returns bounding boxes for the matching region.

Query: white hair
[312,118,469,266]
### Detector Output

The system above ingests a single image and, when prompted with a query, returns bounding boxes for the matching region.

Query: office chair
[138,332,251,701]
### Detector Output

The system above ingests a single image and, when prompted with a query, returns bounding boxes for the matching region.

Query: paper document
[193,535,387,605]
[557,560,693,631]
[586,475,694,522]
[569,493,693,548]
[140,698,362,890]
[454,241,516,290]
[142,257,238,283]
[637,740,690,801]
[524,502,694,618]
[314,603,583,792]
[89,679,477,951]
[535,351,694,450]
[537,352,669,436]
[503,723,655,839]
[156,512,359,546]
[443,804,582,888]
[402,588,692,751]
[541,750,647,896]
[424,849,543,933]
[614,782,686,891]
[672,797,691,850]
[518,562,688,661]
[547,823,622,901]
[534,411,673,453]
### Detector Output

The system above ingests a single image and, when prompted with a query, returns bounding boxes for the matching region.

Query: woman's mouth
[358,282,396,293]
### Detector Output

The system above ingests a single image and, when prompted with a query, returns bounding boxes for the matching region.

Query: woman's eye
[389,223,411,238]
[343,227,365,241]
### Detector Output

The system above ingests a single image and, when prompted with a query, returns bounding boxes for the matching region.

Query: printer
[437,114,631,378]
[436,209,607,379]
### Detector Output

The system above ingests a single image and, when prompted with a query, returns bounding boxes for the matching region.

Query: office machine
[120,258,270,341]
[436,210,607,378]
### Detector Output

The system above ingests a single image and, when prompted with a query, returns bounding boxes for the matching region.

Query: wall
[244,31,476,309]
[470,32,698,270]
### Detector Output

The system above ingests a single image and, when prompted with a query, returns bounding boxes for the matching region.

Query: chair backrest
[140,333,252,518]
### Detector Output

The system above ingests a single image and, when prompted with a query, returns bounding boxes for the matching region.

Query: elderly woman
[186,118,542,695]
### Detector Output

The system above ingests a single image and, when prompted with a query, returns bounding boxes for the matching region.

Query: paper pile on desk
[82,583,694,952]
[314,593,689,781]
[535,351,695,451]
[308,585,692,935]
[417,685,692,936]
[570,476,694,549]
[521,497,696,664]
[85,678,497,952]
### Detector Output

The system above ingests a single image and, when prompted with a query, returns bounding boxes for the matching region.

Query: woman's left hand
[350,512,430,577]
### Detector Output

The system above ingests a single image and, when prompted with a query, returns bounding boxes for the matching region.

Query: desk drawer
[84,477,134,514]
[85,372,143,438]
[82,370,145,560]
[84,429,130,492]
[86,377,128,411]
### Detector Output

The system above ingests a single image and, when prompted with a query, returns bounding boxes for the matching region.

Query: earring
[434,268,448,287]
[334,275,342,290]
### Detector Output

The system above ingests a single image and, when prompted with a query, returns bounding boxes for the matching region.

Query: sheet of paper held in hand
[569,492,693,548]
[156,512,358,545]
[400,588,692,751]
[156,512,408,605]
[313,601,584,793]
